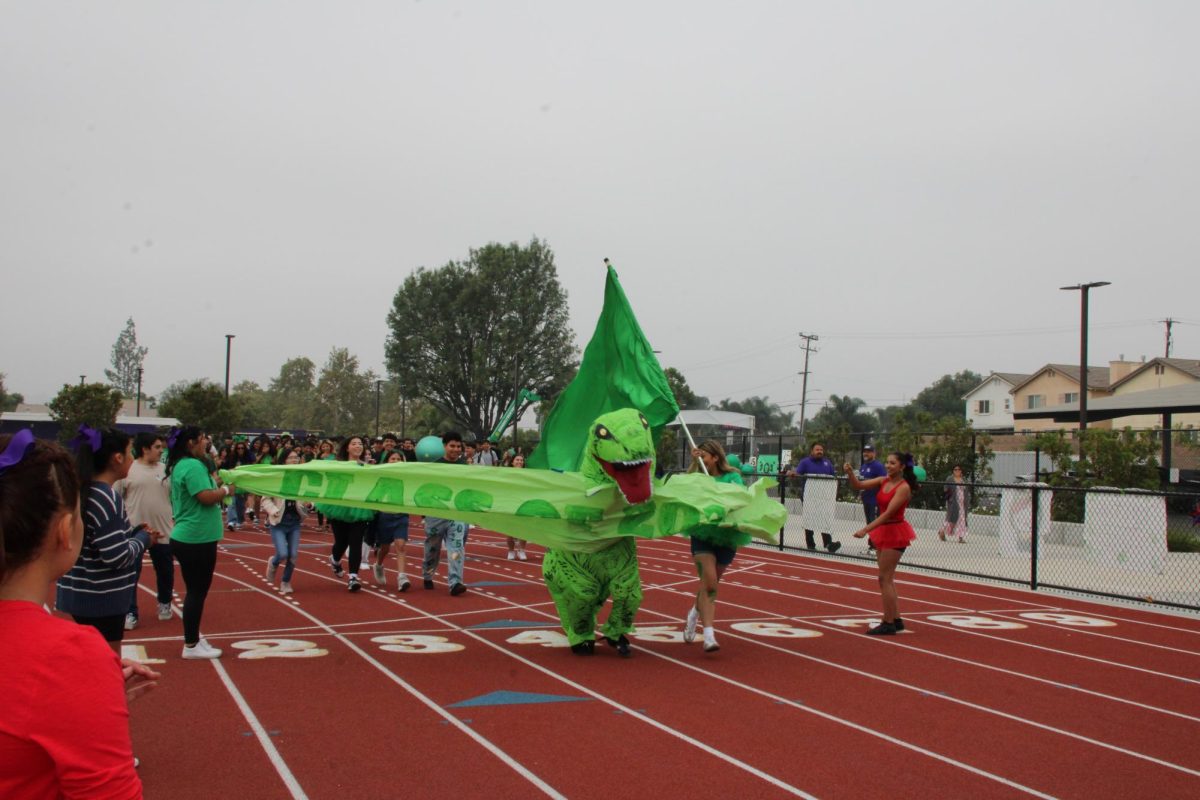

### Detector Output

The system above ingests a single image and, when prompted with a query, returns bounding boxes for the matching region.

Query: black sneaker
[827,542,842,554]
[570,641,595,656]
[329,556,344,578]
[450,583,467,596]
[866,622,897,636]
[423,578,434,590]
[348,576,361,593]
[605,635,632,658]
[894,617,906,632]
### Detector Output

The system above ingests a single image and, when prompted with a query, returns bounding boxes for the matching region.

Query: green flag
[528,264,679,472]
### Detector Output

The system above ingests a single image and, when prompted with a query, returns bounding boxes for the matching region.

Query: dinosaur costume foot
[570,641,596,656]
[605,635,632,658]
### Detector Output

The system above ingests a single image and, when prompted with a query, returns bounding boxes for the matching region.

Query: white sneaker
[398,576,411,592]
[182,638,222,659]
[373,564,386,584]
[124,613,138,631]
[266,561,278,583]
[517,549,528,561]
[683,607,698,644]
[703,634,720,653]
[280,581,293,595]
[507,551,516,560]
[157,603,173,621]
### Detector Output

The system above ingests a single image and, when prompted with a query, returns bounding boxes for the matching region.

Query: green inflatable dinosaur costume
[542,408,656,657]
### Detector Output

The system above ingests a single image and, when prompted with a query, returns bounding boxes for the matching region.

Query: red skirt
[870,520,916,550]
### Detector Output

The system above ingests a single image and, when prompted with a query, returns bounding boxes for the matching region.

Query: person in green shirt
[682,440,747,653]
[166,426,235,660]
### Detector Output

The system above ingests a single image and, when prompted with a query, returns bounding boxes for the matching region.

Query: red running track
[105,518,1200,799]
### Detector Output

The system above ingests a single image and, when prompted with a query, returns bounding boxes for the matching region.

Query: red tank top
[874,479,909,523]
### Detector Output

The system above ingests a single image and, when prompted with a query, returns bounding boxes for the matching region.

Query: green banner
[221,461,784,553]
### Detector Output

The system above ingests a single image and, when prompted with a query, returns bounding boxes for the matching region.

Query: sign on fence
[999,484,1052,557]
[1083,489,1168,575]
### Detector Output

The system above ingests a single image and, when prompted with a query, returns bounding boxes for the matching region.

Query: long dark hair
[0,435,80,583]
[75,427,131,486]
[336,435,364,462]
[889,451,920,493]
[165,426,205,478]
[688,439,734,476]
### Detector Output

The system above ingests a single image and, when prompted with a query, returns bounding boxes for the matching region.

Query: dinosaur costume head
[580,408,655,505]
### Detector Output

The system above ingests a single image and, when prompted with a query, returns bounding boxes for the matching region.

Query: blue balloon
[415,435,445,463]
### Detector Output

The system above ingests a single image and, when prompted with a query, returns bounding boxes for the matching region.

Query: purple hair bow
[166,427,181,449]
[70,424,102,453]
[0,428,36,476]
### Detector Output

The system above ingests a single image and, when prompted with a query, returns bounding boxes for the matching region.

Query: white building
[962,372,1029,430]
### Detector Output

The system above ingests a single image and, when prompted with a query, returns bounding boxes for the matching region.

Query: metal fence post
[1030,484,1041,591]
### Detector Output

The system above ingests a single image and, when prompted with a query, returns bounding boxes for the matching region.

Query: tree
[157,380,237,434]
[267,357,317,430]
[313,348,374,436]
[716,396,794,434]
[384,238,577,441]
[908,370,983,420]
[809,394,875,434]
[48,383,124,443]
[0,372,24,412]
[664,367,707,411]
[104,318,149,397]
[229,381,274,430]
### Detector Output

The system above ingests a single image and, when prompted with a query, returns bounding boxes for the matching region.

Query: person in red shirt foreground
[0,430,159,799]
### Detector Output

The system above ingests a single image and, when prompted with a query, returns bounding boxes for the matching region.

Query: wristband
[222,485,231,496]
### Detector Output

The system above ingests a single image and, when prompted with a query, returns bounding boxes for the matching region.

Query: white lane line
[136,584,308,800]
[445,557,1200,773]
[983,611,1200,657]
[206,570,568,800]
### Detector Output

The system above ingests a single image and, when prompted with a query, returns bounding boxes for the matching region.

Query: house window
[1062,392,1079,404]
[1004,398,1011,411]
[1155,364,1165,375]
[977,400,991,414]
[1027,395,1044,409]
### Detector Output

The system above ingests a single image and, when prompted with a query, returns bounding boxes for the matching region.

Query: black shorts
[690,537,737,567]
[72,613,125,643]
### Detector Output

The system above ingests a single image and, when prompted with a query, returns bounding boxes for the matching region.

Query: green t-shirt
[689,469,748,548]
[170,458,224,543]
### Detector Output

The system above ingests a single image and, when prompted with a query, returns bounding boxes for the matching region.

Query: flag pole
[677,415,709,475]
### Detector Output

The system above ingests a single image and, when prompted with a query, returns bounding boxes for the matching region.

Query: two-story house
[1107,357,1200,429]
[1009,363,1133,432]
[962,372,1029,430]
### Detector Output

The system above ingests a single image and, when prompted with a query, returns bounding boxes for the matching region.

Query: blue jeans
[127,542,175,618]
[227,493,246,526]
[423,518,465,586]
[269,521,301,582]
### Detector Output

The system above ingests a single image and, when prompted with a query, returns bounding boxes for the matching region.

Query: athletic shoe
[893,617,905,632]
[507,551,516,560]
[398,577,411,593]
[423,578,434,590]
[605,635,632,658]
[280,582,293,595]
[703,634,720,653]
[683,606,698,644]
[182,638,222,659]
[450,582,467,596]
[827,542,842,554]
[373,564,386,584]
[348,575,361,593]
[266,561,278,583]
[570,641,595,656]
[157,603,173,621]
[124,613,138,631]
[866,622,897,636]
[329,556,344,578]
[517,550,528,561]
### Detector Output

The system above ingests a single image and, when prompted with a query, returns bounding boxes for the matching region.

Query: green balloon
[726,454,742,469]
[913,465,927,482]
[415,435,445,463]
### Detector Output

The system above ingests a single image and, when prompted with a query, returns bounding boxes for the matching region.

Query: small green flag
[528,264,679,472]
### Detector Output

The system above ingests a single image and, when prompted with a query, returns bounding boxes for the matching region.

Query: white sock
[703,626,715,639]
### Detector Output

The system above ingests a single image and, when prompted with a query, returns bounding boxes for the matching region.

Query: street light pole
[79,375,85,386]
[375,380,383,437]
[1060,282,1111,445]
[136,367,143,416]
[224,335,235,398]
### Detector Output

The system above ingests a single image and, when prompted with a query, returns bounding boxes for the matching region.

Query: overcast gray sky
[3,1,1196,420]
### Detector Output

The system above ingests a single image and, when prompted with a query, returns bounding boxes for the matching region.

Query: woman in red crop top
[843,452,919,635]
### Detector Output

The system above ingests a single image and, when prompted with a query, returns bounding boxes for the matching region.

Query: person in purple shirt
[857,444,887,553]
[793,442,841,553]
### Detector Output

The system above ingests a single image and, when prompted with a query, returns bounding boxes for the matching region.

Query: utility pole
[1160,318,1176,358]
[135,367,143,416]
[797,333,819,443]
[224,334,235,398]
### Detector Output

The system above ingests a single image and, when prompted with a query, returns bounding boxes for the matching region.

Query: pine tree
[104,317,149,397]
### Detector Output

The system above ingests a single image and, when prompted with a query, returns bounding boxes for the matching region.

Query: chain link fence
[723,472,1200,612]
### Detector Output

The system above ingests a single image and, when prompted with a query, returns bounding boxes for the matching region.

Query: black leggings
[331,520,367,574]
[171,539,218,645]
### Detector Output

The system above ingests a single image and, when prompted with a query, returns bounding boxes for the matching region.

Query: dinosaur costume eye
[638,414,649,429]
[595,425,612,440]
